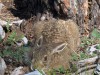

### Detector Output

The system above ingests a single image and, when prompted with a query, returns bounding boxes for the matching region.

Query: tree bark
[4,0,100,34]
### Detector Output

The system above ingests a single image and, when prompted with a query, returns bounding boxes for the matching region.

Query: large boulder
[0,57,7,75]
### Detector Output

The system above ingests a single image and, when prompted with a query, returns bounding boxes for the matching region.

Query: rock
[16,36,28,46]
[40,15,46,21]
[22,37,28,45]
[25,70,42,75]
[94,64,100,75]
[31,19,80,73]
[86,44,100,55]
[11,66,25,75]
[0,25,5,39]
[0,3,4,13]
[0,57,7,75]
[0,19,12,26]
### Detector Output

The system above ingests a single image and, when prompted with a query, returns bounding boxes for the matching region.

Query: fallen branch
[0,19,24,26]
[72,64,96,75]
[78,56,98,67]
[11,20,24,26]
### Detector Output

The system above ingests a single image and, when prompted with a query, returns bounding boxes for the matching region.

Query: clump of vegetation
[69,29,100,74]
[46,67,71,75]
[3,31,24,46]
[0,21,23,46]
[0,46,31,64]
[81,29,100,49]
[6,20,11,32]
[6,31,17,45]
[1,25,100,75]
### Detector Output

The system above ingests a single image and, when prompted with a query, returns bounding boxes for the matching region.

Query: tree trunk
[2,0,100,35]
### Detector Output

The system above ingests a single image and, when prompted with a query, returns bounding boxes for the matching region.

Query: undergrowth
[0,46,31,65]
[1,28,100,74]
[70,28,100,74]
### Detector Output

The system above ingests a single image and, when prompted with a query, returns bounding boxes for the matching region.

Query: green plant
[71,53,79,61]
[46,67,72,75]
[78,29,100,59]
[91,29,100,38]
[79,52,89,60]
[6,31,24,45]
[80,29,100,49]
[57,66,66,74]
[95,44,100,49]
[80,36,94,48]
[0,46,31,64]
[6,20,11,32]
[7,31,17,44]
[0,36,2,42]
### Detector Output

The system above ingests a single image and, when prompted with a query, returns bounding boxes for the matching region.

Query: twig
[78,56,98,67]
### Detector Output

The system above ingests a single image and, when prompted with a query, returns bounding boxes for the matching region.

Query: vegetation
[46,67,71,75]
[0,28,100,74]
[0,46,31,65]
[5,31,24,45]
